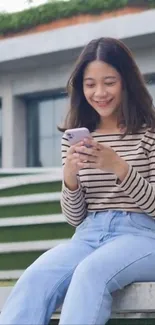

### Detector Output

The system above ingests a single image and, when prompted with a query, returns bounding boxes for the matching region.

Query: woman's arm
[74,132,155,218]
[60,135,87,227]
[116,133,155,217]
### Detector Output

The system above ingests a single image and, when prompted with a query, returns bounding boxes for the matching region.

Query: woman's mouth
[93,99,113,108]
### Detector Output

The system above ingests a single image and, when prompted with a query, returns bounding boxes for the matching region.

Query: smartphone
[65,127,91,146]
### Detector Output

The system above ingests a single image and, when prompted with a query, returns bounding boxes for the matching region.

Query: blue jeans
[1,210,155,325]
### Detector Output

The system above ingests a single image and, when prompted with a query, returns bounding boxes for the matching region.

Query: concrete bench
[0,282,155,320]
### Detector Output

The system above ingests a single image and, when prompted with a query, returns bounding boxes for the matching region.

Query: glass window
[27,94,68,167]
[145,73,155,105]
[27,92,68,167]
[147,85,155,104]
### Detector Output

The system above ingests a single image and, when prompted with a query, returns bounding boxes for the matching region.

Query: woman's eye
[105,82,115,86]
[86,84,95,88]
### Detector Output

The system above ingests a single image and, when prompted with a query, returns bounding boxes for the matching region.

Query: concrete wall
[0,44,154,98]
[1,84,27,167]
[0,9,155,64]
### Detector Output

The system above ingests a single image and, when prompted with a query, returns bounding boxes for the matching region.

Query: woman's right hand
[63,142,85,190]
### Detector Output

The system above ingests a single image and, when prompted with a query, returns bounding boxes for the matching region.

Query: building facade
[0,8,155,168]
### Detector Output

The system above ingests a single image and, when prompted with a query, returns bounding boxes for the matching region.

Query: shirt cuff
[116,164,136,191]
[62,180,82,196]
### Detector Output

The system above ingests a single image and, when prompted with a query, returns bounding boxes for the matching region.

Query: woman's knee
[72,257,98,284]
[14,246,75,297]
[16,264,45,291]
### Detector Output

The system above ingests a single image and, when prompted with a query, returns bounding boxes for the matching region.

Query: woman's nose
[95,86,107,97]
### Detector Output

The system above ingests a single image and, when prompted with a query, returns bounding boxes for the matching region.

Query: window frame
[26,91,68,167]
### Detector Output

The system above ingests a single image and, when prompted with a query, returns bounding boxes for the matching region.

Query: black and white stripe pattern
[61,127,155,227]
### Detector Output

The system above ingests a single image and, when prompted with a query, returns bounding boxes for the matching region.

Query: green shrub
[0,0,154,36]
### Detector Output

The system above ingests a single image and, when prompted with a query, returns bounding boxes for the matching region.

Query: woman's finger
[73,152,96,163]
[77,161,97,169]
[68,141,85,154]
[83,138,103,150]
[75,146,99,157]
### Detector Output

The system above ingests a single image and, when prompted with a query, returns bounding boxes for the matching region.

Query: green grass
[0,182,61,197]
[0,223,74,242]
[0,280,16,286]
[0,251,45,270]
[0,174,28,178]
[0,173,39,178]
[0,201,61,218]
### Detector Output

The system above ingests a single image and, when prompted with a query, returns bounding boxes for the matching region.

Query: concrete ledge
[112,282,155,313]
[0,239,68,253]
[0,283,155,318]
[0,192,61,206]
[0,214,65,227]
[0,167,62,174]
[0,270,24,280]
[0,172,62,190]
[0,9,155,63]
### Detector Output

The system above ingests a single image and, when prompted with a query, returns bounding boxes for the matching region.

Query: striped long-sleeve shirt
[61,127,155,227]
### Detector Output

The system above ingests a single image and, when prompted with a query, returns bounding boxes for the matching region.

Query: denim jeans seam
[105,252,153,290]
[46,268,75,318]
[90,284,107,325]
[91,252,152,325]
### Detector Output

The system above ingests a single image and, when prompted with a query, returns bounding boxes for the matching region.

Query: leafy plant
[0,0,154,36]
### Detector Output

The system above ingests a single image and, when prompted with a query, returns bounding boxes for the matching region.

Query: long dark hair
[58,37,155,135]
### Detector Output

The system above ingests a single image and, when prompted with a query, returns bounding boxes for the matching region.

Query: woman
[0,37,155,325]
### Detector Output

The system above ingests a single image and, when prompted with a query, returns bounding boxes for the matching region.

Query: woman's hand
[64,141,89,176]
[63,141,93,190]
[74,138,129,181]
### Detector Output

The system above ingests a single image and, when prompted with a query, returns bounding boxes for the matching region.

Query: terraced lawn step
[0,222,74,243]
[0,173,62,191]
[0,239,68,253]
[0,202,61,218]
[0,251,46,270]
[0,214,65,227]
[0,182,62,197]
[0,286,13,310]
[0,270,22,280]
[0,192,61,206]
[0,167,62,176]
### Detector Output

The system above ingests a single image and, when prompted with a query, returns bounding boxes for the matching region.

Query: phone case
[65,127,90,145]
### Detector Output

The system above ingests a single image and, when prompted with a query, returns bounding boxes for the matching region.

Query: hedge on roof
[0,0,154,36]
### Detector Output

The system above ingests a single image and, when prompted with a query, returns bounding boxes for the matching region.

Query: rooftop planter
[0,0,154,36]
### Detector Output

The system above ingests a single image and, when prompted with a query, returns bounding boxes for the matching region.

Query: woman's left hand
[74,138,129,180]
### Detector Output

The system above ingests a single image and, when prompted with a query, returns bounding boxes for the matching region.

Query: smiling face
[83,60,123,126]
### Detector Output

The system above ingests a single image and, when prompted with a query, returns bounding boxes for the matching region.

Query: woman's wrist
[113,157,129,182]
[63,168,79,191]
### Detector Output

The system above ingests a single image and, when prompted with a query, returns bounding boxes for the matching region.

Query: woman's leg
[59,234,155,325]
[0,240,94,325]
